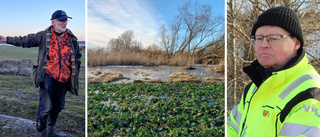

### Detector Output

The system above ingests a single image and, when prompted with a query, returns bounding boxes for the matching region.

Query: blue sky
[0,0,85,41]
[87,0,225,48]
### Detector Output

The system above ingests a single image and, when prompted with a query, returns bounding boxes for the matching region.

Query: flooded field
[88,65,224,83]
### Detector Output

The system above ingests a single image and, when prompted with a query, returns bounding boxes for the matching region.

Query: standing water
[88,64,223,83]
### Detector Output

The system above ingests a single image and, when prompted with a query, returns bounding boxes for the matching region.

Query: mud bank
[88,70,224,84]
[0,114,76,137]
[0,59,33,76]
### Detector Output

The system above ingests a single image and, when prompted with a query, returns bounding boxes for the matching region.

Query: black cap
[251,6,303,51]
[51,10,72,21]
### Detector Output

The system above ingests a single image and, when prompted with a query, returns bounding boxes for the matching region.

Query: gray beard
[55,25,67,33]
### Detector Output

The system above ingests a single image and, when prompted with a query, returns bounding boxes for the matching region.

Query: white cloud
[87,0,164,48]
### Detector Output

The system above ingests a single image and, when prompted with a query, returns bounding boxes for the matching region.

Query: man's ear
[293,37,301,51]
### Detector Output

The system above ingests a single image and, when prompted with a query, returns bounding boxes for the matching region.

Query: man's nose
[260,37,271,48]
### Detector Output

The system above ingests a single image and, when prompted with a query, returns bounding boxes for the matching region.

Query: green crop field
[88,82,225,136]
[0,46,38,62]
[0,45,85,66]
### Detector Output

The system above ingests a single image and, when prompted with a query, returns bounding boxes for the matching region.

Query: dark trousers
[36,74,68,132]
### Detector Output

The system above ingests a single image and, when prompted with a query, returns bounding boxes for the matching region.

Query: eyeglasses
[251,34,292,46]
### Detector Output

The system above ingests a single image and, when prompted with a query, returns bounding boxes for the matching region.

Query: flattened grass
[0,74,85,136]
[0,44,86,136]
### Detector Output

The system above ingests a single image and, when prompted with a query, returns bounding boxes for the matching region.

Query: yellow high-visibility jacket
[228,52,320,137]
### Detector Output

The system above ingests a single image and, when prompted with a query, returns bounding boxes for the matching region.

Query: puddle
[88,65,223,83]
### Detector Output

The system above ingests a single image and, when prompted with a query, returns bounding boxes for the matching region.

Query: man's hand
[0,35,7,43]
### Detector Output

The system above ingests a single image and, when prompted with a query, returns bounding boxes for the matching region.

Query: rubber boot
[37,129,47,137]
[36,115,47,132]
[47,126,68,137]
[47,116,67,137]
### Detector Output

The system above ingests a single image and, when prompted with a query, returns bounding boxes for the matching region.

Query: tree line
[101,1,225,65]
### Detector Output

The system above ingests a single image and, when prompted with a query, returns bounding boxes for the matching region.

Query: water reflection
[88,65,223,83]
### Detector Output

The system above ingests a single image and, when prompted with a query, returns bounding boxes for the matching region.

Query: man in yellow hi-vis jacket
[227,6,320,136]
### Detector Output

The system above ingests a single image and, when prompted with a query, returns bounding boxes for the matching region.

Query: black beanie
[251,6,304,51]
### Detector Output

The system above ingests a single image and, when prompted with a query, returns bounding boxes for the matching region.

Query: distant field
[0,46,38,62]
[0,45,85,66]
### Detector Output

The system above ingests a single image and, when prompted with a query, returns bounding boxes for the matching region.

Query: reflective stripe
[252,86,258,94]
[232,104,242,125]
[295,104,320,117]
[241,125,247,137]
[279,75,320,100]
[227,117,239,132]
[279,123,320,136]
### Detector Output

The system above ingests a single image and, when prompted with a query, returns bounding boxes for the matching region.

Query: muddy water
[88,65,223,83]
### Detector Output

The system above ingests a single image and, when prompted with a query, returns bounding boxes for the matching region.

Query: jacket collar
[243,49,305,87]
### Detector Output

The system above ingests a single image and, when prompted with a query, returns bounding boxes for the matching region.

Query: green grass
[0,74,85,136]
[88,83,225,136]
[0,45,85,67]
[0,46,38,62]
[0,45,86,136]
[0,128,34,137]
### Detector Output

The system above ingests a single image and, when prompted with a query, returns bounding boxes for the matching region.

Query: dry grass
[88,49,165,66]
[167,52,194,66]
[87,48,220,67]
[88,71,125,84]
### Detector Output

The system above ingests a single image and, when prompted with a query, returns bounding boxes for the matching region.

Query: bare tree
[160,1,224,58]
[130,41,143,52]
[108,30,143,52]
[159,25,172,55]
[109,38,123,52]
[228,0,237,107]
[177,1,224,54]
[120,30,135,50]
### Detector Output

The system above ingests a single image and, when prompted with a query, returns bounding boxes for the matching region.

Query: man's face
[254,26,300,69]
[52,19,68,33]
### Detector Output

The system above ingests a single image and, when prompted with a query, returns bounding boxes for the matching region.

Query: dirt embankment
[0,59,33,76]
[0,59,86,81]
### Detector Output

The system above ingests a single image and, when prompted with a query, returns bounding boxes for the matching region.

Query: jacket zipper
[57,38,61,80]
[69,37,75,77]
[274,106,282,137]
[239,88,258,136]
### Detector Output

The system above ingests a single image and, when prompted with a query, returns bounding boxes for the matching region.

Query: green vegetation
[0,46,85,66]
[0,74,85,136]
[0,45,86,136]
[0,46,38,62]
[88,82,225,136]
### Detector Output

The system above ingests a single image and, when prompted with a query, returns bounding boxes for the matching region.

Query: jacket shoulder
[280,88,320,122]
[67,29,78,41]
